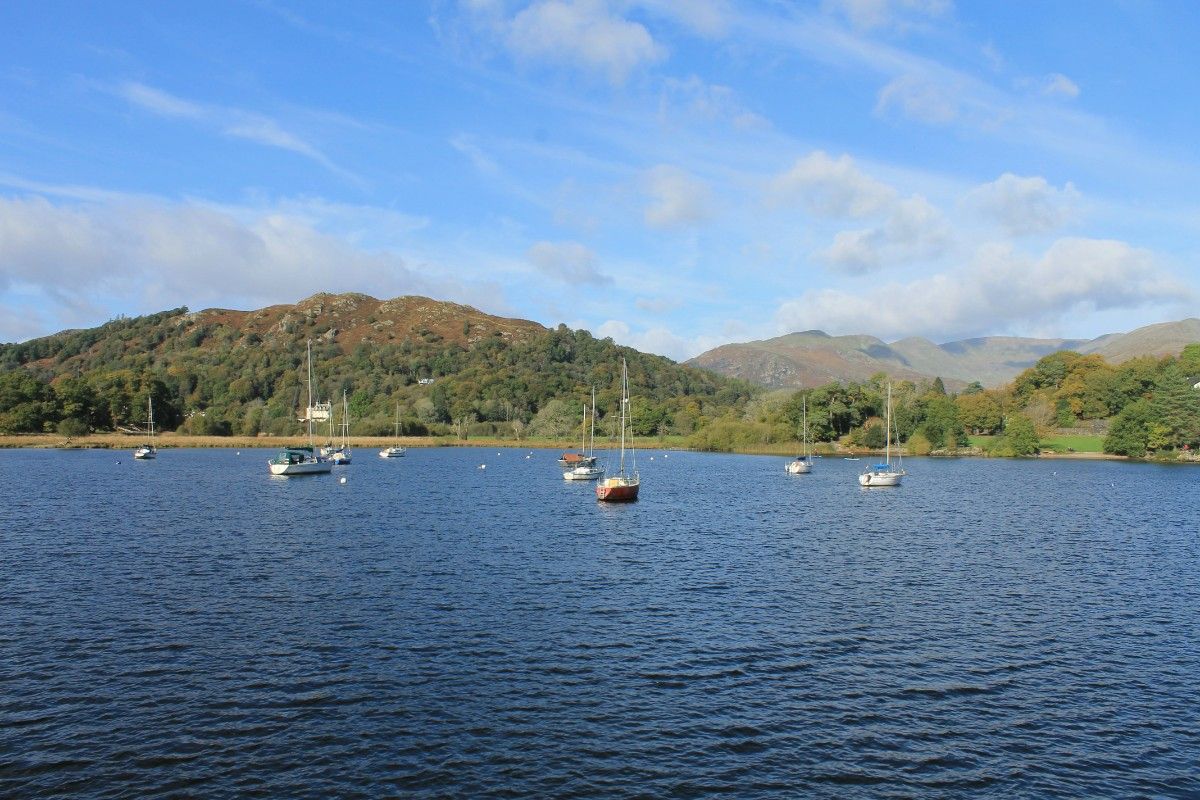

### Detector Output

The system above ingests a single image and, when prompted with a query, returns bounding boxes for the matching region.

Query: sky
[1,1,1198,359]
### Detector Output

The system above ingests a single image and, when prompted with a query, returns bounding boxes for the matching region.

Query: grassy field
[1038,434,1106,454]
[969,433,1107,454]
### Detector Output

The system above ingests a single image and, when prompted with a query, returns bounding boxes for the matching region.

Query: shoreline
[0,432,1141,461]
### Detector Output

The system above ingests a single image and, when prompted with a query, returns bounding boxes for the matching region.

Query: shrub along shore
[0,431,1138,460]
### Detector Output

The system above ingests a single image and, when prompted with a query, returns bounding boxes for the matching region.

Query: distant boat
[565,388,604,481]
[379,401,406,458]
[859,383,905,487]
[329,389,352,465]
[786,396,813,474]
[269,340,333,476]
[133,396,157,460]
[558,403,597,469]
[596,359,639,502]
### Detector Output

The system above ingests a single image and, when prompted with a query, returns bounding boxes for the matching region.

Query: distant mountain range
[686,319,1200,389]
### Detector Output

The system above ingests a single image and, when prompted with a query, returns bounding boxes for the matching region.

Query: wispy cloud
[1039,72,1080,99]
[822,0,952,32]
[116,81,360,184]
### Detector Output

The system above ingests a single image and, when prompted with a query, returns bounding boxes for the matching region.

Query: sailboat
[133,396,156,459]
[564,388,604,481]
[786,396,813,474]
[858,382,905,487]
[329,389,352,464]
[557,400,598,467]
[268,339,334,476]
[596,359,639,502]
[379,401,406,458]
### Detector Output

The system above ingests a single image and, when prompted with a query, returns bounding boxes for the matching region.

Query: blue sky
[2,1,1198,358]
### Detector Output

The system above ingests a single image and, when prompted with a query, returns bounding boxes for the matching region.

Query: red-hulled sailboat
[596,358,640,502]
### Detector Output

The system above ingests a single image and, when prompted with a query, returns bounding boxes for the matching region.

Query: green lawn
[1038,434,1105,453]
[969,433,1106,454]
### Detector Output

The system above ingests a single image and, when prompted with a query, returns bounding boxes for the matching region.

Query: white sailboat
[379,401,406,458]
[859,382,905,487]
[133,396,156,459]
[564,388,604,481]
[268,339,334,476]
[596,359,639,501]
[329,389,352,464]
[786,396,813,474]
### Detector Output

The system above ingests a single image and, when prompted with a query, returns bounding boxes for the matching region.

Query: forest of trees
[0,309,754,442]
[2,306,1198,460]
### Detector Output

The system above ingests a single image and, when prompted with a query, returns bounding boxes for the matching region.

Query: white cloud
[595,318,720,361]
[875,74,960,124]
[964,172,1079,236]
[768,151,896,217]
[642,165,713,229]
[506,0,665,85]
[0,194,485,338]
[777,238,1188,340]
[820,195,948,272]
[527,240,611,284]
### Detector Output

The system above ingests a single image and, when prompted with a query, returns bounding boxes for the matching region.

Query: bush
[56,417,90,437]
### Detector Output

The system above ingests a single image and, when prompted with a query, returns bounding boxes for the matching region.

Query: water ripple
[2,449,1199,797]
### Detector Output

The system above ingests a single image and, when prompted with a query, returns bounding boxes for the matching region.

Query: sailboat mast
[306,339,314,444]
[589,387,596,458]
[802,396,808,457]
[885,383,891,466]
[619,359,627,474]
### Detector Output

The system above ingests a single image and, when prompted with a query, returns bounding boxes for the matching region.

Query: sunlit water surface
[2,448,1198,798]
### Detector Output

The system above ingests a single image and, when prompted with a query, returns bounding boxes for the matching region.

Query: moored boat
[269,339,333,476]
[564,388,604,481]
[859,382,904,487]
[786,396,812,474]
[379,402,406,458]
[329,389,352,464]
[133,395,157,460]
[596,359,639,502]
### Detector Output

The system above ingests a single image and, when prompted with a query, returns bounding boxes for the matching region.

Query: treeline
[0,311,756,440]
[689,345,1200,458]
[3,304,1197,459]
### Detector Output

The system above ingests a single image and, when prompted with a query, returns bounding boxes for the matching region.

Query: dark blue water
[2,447,1198,798]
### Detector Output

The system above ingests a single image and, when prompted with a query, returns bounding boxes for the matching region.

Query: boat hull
[564,466,604,481]
[268,459,333,476]
[785,459,811,474]
[858,470,903,486]
[378,447,406,458]
[330,450,351,465]
[133,447,156,460]
[596,478,639,501]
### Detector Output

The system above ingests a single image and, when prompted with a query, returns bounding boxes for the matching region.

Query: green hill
[0,293,755,438]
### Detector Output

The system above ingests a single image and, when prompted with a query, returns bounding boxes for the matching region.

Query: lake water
[2,447,1198,798]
